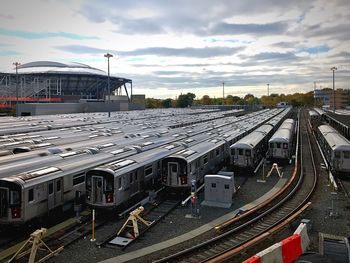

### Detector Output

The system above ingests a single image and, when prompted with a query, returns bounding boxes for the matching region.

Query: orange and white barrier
[243,222,310,263]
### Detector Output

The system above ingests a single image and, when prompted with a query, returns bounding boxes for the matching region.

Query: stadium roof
[1,61,132,100]
[15,61,108,77]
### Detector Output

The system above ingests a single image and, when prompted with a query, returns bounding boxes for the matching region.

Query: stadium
[0,61,133,108]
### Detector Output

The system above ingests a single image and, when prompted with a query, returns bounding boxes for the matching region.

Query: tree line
[145,91,338,109]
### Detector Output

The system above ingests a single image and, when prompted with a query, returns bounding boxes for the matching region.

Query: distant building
[0,60,132,105]
[0,61,147,115]
[314,89,348,109]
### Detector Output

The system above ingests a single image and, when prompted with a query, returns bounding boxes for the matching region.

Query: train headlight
[106,193,114,203]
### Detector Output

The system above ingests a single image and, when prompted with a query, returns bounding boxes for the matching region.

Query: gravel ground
[47,166,288,263]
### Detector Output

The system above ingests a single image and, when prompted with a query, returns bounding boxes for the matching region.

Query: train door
[92,176,103,204]
[55,178,63,207]
[168,162,178,186]
[47,181,54,210]
[0,188,8,218]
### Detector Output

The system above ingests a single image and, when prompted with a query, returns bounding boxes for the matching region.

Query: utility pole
[13,62,21,117]
[330,66,337,112]
[104,53,113,117]
[267,83,270,97]
[222,82,225,105]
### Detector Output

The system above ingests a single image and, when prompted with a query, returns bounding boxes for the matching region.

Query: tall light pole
[104,53,113,117]
[313,81,317,107]
[267,83,270,97]
[13,62,21,117]
[330,66,337,112]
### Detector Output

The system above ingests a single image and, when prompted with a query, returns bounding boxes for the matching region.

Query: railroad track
[97,194,181,249]
[153,109,317,263]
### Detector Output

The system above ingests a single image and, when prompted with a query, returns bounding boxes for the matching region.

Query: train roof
[269,129,292,143]
[231,124,274,150]
[318,125,350,151]
[309,110,319,117]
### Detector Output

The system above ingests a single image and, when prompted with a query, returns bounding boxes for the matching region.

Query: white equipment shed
[201,171,235,208]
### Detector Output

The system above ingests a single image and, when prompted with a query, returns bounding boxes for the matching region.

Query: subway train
[0,109,250,223]
[230,107,292,172]
[268,118,295,161]
[317,124,350,175]
[0,129,191,224]
[84,109,282,208]
[84,122,241,208]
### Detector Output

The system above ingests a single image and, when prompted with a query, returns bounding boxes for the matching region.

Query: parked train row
[0,108,242,136]
[86,108,290,209]
[0,109,270,224]
[268,119,295,161]
[307,109,350,175]
[230,108,293,171]
[317,125,350,175]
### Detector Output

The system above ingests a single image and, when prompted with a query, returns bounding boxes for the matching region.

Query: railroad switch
[7,228,63,263]
[117,206,153,239]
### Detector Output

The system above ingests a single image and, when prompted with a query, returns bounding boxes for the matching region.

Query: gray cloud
[250,52,298,61]
[205,22,289,36]
[271,41,301,49]
[55,45,244,58]
[0,14,13,20]
[119,46,244,58]
[78,1,312,36]
[303,24,350,40]
[55,45,115,54]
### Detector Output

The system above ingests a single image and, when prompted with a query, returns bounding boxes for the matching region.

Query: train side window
[239,149,243,155]
[210,151,214,159]
[73,174,84,186]
[10,191,20,205]
[211,183,216,188]
[344,151,350,159]
[283,143,288,149]
[49,183,53,195]
[276,143,281,148]
[28,189,34,202]
[134,173,138,181]
[270,143,274,148]
[145,165,153,177]
[204,155,208,164]
[245,150,251,157]
[231,149,235,155]
[335,151,341,159]
[56,180,61,192]
[130,174,133,183]
[216,148,220,156]
[224,184,229,189]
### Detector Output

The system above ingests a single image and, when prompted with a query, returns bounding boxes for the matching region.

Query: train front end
[86,169,115,208]
[0,178,23,224]
[162,157,189,188]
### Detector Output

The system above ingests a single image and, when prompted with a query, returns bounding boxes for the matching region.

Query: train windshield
[86,170,114,204]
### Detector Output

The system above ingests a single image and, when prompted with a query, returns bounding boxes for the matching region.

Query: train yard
[0,107,349,263]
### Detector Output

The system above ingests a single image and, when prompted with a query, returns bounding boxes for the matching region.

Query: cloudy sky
[0,0,349,99]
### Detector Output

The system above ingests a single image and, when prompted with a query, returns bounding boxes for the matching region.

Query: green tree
[146,98,161,108]
[177,93,196,107]
[201,95,211,105]
[162,98,172,108]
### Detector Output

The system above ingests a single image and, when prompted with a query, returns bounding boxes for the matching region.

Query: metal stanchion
[90,209,96,242]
